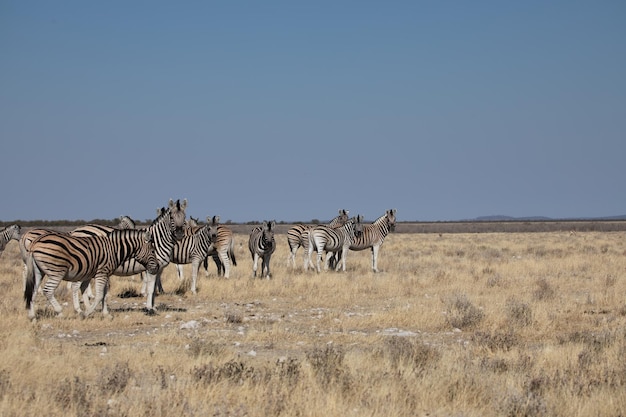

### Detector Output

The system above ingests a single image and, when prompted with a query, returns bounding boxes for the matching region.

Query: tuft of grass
[443,292,484,329]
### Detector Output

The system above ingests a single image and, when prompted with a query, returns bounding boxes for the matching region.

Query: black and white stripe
[203,216,237,278]
[170,222,217,294]
[306,215,362,272]
[69,199,188,313]
[248,220,276,278]
[0,224,21,255]
[287,209,349,269]
[23,229,159,319]
[349,209,396,272]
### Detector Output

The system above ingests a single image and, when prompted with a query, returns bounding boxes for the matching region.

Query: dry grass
[0,230,625,416]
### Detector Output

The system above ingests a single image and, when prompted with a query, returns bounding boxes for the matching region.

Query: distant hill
[472,215,626,221]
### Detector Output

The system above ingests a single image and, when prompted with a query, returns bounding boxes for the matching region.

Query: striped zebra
[306,215,363,273]
[23,229,159,319]
[348,209,397,273]
[0,224,21,254]
[287,209,349,270]
[72,199,188,313]
[118,215,136,230]
[248,220,276,278]
[169,222,218,294]
[204,216,237,278]
[176,216,237,279]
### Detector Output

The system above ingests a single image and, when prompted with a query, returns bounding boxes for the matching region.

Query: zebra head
[337,209,350,225]
[261,220,276,249]
[5,224,21,241]
[136,230,160,275]
[386,209,397,232]
[207,215,220,227]
[354,215,364,238]
[118,215,136,230]
[169,198,188,240]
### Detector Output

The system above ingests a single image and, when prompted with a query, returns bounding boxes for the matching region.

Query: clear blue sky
[2,1,625,223]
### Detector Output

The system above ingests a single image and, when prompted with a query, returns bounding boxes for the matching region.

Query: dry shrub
[472,331,519,352]
[306,344,351,389]
[186,338,225,358]
[97,362,132,395]
[379,336,440,374]
[191,360,269,386]
[506,298,533,327]
[533,278,555,301]
[443,292,484,329]
[499,389,548,417]
[0,369,10,400]
[55,376,90,411]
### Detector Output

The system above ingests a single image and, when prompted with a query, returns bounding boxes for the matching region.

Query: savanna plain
[1,227,625,417]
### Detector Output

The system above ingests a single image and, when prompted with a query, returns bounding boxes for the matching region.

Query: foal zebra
[306,215,362,273]
[287,209,349,270]
[0,224,21,254]
[169,222,218,294]
[349,209,396,273]
[248,221,276,278]
[24,229,159,319]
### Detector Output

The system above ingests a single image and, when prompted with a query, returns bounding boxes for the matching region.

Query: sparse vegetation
[0,227,625,416]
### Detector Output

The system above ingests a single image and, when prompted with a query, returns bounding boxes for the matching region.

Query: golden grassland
[0,230,625,416]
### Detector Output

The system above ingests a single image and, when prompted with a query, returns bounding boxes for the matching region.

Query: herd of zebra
[0,200,397,320]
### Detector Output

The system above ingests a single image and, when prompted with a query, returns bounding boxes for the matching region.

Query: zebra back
[287,209,349,251]
[310,215,361,252]
[28,229,158,279]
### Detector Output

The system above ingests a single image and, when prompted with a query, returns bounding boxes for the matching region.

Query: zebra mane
[152,207,170,225]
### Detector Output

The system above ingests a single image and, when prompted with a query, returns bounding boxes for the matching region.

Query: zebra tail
[229,240,237,266]
[24,253,36,309]
[231,248,237,266]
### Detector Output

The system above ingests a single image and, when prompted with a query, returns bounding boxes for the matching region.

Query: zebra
[0,224,21,255]
[169,222,218,294]
[348,209,397,273]
[287,209,349,270]
[71,199,188,314]
[23,229,159,319]
[176,216,237,279]
[306,215,363,273]
[248,220,276,278]
[118,215,136,230]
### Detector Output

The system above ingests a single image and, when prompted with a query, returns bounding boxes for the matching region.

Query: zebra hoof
[145,308,158,316]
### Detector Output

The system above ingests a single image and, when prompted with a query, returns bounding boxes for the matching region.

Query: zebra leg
[217,252,231,279]
[71,281,84,314]
[316,246,324,273]
[82,275,109,318]
[190,259,200,294]
[143,271,158,314]
[371,245,380,273]
[287,245,298,268]
[42,275,65,316]
[252,253,260,277]
[176,264,184,280]
[262,254,271,279]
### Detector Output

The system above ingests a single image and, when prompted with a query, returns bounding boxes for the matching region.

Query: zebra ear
[181,199,188,210]
[168,199,174,208]
[144,230,153,242]
[270,220,276,229]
